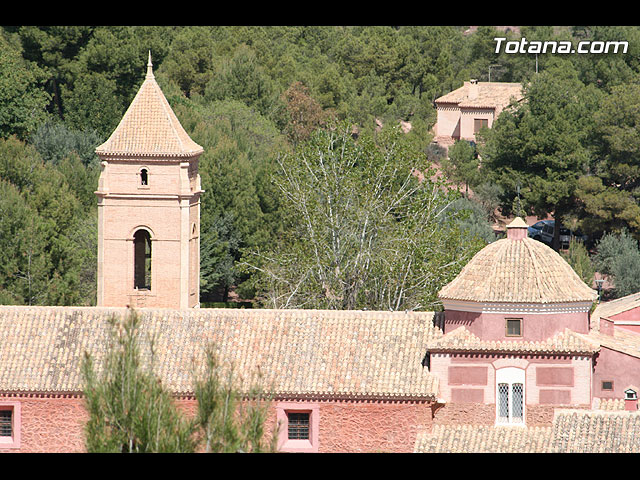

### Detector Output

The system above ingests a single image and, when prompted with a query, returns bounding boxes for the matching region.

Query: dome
[438,218,597,305]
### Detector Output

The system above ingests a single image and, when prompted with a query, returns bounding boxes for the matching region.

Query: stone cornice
[442,299,593,315]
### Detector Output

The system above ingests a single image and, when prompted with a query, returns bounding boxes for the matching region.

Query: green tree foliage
[193,348,277,453]
[169,96,287,301]
[83,311,197,453]
[440,140,480,196]
[479,61,603,249]
[243,122,486,311]
[576,83,640,240]
[6,26,640,305]
[0,137,95,305]
[561,238,595,288]
[593,230,640,298]
[0,38,51,139]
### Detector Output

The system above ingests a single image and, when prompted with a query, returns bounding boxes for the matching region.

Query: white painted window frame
[495,367,526,426]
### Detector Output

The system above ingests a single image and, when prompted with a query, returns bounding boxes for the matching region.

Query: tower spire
[146,50,154,79]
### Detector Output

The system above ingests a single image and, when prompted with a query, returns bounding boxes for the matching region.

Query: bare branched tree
[242,122,485,311]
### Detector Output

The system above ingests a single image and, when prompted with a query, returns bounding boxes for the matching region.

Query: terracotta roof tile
[415,410,640,453]
[438,237,597,304]
[95,57,203,158]
[584,327,640,360]
[426,326,600,355]
[0,306,439,399]
[591,292,640,331]
[435,81,523,109]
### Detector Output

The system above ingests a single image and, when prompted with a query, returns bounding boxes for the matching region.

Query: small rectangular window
[287,412,310,440]
[474,118,488,133]
[506,318,522,337]
[0,409,12,437]
[602,381,614,391]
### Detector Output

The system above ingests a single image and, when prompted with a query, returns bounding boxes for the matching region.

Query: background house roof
[0,306,439,400]
[435,81,523,110]
[95,55,203,159]
[591,291,640,328]
[438,235,597,305]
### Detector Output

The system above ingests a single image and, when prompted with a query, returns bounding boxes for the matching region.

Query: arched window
[133,229,151,290]
[496,367,525,425]
[140,168,148,185]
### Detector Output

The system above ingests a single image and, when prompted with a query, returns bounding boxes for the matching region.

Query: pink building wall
[0,395,88,453]
[444,309,590,340]
[592,346,640,400]
[0,395,433,453]
[429,353,592,409]
[608,309,640,334]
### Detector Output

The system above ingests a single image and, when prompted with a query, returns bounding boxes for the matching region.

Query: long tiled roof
[95,55,203,158]
[415,410,640,453]
[438,236,597,305]
[0,306,439,400]
[426,326,600,356]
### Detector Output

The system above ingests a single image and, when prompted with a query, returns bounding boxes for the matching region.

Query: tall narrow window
[140,169,148,185]
[134,230,151,290]
[496,368,525,425]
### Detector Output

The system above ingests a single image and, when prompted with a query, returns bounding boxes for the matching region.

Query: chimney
[506,217,528,240]
[624,388,638,411]
[468,79,479,100]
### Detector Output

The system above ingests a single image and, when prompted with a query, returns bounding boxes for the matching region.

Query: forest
[2,25,640,308]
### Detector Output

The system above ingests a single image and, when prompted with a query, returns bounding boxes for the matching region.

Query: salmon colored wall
[444,309,590,340]
[0,395,433,453]
[0,395,88,453]
[593,347,640,400]
[432,402,588,427]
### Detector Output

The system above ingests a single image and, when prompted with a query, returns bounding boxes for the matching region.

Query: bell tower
[95,53,204,309]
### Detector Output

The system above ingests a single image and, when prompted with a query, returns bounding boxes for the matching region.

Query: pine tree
[82,310,197,452]
[82,309,278,453]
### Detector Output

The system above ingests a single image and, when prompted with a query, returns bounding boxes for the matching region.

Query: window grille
[512,383,523,422]
[287,412,310,440]
[0,410,11,437]
[498,383,509,422]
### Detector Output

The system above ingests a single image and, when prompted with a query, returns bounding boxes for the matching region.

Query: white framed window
[496,367,525,425]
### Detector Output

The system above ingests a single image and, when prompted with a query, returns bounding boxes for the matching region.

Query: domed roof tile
[439,218,597,304]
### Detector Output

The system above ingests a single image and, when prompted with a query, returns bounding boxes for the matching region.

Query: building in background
[433,80,523,148]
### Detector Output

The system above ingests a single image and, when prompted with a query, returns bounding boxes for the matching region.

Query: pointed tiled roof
[95,53,203,159]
